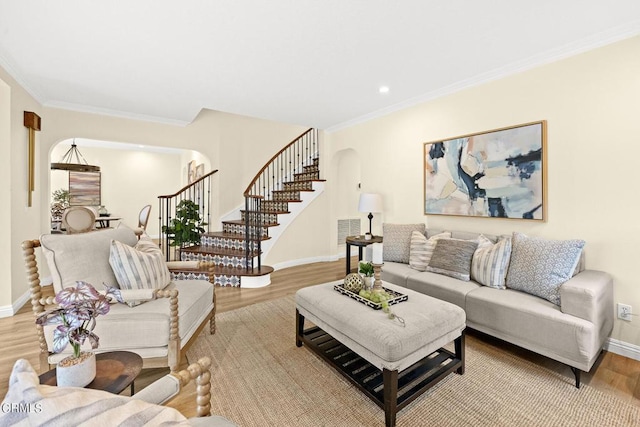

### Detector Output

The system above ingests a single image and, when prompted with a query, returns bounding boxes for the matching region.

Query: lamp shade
[358,193,383,213]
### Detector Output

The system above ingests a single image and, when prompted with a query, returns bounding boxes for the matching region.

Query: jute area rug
[187,295,640,427]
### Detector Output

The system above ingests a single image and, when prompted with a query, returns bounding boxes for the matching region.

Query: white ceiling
[1,1,639,130]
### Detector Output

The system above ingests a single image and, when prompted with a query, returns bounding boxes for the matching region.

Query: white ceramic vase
[363,276,374,291]
[56,351,96,387]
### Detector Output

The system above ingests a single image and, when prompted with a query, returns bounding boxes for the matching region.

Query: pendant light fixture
[50,139,100,172]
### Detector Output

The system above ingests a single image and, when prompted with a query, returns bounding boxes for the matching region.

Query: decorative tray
[334,284,408,310]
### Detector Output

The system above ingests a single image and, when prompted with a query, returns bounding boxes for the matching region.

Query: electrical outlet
[617,303,632,321]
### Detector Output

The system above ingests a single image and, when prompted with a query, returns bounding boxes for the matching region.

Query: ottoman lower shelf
[296,311,465,427]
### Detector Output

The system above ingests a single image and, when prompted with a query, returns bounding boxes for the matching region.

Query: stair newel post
[244,196,250,270]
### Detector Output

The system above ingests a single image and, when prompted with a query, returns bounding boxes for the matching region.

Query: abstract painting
[69,171,101,206]
[424,121,546,220]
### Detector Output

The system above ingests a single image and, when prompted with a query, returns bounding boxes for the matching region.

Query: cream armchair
[1,357,237,426]
[22,225,216,373]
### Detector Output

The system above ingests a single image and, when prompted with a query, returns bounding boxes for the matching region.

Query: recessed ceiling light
[379,86,390,94]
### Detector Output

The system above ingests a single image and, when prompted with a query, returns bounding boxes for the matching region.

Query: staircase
[178,129,322,287]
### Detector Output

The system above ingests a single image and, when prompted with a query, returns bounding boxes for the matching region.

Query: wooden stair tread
[284,179,326,184]
[180,245,260,257]
[223,219,279,227]
[203,231,271,241]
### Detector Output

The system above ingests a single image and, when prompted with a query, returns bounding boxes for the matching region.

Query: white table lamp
[358,193,383,236]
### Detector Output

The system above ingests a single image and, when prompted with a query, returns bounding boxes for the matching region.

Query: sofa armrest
[560,270,613,325]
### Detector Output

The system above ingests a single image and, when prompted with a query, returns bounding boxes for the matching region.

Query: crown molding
[326,22,640,133]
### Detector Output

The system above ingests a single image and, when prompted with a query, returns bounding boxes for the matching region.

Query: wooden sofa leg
[570,367,581,388]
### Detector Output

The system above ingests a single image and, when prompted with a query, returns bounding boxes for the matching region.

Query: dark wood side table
[39,351,143,395]
[345,235,383,274]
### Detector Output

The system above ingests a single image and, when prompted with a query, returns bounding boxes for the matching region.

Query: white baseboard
[0,290,31,319]
[272,254,339,271]
[605,337,640,361]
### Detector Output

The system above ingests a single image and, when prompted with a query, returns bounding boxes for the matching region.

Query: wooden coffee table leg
[383,368,398,427]
[296,309,304,347]
[455,330,466,375]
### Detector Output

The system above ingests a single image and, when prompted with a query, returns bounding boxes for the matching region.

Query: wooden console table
[345,235,383,274]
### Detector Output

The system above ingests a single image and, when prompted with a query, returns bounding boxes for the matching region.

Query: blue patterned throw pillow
[506,232,585,306]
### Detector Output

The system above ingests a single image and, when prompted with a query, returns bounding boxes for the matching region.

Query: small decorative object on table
[371,242,384,293]
[35,281,116,387]
[343,273,364,293]
[98,205,109,217]
[358,261,374,291]
[364,232,372,241]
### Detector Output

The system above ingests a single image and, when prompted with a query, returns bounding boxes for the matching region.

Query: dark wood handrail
[243,129,312,197]
[159,170,219,199]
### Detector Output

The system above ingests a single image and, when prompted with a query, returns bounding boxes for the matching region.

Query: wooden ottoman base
[296,310,465,427]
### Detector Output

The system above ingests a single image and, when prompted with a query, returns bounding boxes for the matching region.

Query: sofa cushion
[426,238,478,281]
[109,236,171,306]
[471,235,512,289]
[383,223,425,263]
[409,231,451,271]
[44,279,214,361]
[406,271,481,309]
[381,261,423,285]
[465,286,597,371]
[506,232,585,306]
[40,226,139,294]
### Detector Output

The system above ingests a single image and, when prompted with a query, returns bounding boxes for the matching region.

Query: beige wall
[327,36,640,345]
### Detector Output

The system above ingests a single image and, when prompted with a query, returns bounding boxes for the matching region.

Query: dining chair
[134,204,152,238]
[61,206,96,234]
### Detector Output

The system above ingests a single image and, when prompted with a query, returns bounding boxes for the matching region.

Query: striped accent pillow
[109,236,171,305]
[409,231,451,271]
[0,359,188,426]
[471,235,512,289]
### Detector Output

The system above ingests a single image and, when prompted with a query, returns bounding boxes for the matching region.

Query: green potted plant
[359,261,374,290]
[50,188,70,221]
[35,281,115,387]
[162,200,207,247]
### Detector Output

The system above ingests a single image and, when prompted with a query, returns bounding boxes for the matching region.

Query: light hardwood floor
[2,257,639,418]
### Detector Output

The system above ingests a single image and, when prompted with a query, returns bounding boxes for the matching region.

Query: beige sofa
[379,225,614,388]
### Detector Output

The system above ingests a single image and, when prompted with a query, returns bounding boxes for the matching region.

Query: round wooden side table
[345,235,383,274]
[39,351,143,395]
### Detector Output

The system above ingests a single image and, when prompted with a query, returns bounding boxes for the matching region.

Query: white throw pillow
[109,236,171,306]
[409,231,451,271]
[471,235,512,289]
[506,232,585,306]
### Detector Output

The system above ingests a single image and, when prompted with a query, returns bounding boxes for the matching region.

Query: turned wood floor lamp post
[24,111,41,207]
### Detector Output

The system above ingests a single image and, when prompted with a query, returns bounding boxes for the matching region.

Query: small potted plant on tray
[359,261,374,291]
[36,281,114,387]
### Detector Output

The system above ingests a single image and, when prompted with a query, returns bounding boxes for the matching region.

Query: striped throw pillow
[409,231,451,271]
[471,235,512,289]
[109,236,171,305]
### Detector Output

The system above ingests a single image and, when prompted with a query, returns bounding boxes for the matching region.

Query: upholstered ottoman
[295,281,466,427]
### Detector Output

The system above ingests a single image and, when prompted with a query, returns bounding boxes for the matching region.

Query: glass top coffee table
[39,351,143,395]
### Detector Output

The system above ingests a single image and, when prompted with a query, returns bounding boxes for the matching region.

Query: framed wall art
[424,121,546,221]
[69,171,101,206]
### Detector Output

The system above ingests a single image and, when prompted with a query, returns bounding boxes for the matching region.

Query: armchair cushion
[0,359,189,426]
[109,236,171,305]
[40,225,138,294]
[44,280,214,363]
